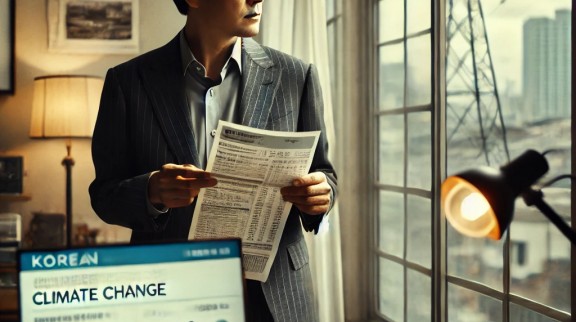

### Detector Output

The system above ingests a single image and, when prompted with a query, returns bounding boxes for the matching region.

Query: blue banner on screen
[18,239,246,322]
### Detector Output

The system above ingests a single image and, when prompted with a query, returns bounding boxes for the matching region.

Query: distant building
[522,9,571,124]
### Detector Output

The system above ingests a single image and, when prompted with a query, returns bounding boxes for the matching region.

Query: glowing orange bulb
[460,192,490,221]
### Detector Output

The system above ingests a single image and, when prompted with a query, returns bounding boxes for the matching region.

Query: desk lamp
[441,149,576,244]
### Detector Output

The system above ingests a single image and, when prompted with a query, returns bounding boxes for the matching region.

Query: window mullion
[432,0,447,321]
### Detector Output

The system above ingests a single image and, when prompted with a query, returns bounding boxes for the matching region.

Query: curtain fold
[261,1,345,321]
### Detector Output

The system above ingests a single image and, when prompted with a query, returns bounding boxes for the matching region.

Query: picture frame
[47,0,139,54]
[0,0,15,94]
[0,156,23,195]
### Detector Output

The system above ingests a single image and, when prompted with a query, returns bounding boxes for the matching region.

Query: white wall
[0,0,185,244]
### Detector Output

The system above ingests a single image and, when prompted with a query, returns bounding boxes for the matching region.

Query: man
[89,0,337,320]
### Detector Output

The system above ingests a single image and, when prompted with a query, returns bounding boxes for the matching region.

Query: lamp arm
[542,148,566,156]
[521,189,576,245]
[539,174,576,188]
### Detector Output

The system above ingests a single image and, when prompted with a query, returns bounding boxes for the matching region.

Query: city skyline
[522,9,571,124]
[483,0,570,95]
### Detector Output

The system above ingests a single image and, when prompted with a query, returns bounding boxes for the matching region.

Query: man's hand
[148,164,217,209]
[281,172,332,215]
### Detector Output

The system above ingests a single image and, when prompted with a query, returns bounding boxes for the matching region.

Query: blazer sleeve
[89,68,168,233]
[297,63,338,234]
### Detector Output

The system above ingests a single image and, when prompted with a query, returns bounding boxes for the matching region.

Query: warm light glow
[29,75,103,138]
[441,151,553,241]
[441,176,499,239]
[460,192,490,221]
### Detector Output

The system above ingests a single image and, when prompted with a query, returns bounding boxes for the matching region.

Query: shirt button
[209,88,214,96]
[211,129,217,137]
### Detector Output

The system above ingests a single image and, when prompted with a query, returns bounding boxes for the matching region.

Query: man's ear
[185,0,200,9]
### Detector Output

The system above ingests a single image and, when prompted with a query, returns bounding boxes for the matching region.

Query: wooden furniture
[0,194,31,202]
[0,263,18,321]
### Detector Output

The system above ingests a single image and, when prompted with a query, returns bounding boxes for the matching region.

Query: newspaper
[188,121,320,281]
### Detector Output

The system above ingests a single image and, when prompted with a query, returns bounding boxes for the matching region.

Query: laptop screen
[18,239,246,322]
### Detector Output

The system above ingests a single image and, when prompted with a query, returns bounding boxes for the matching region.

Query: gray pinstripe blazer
[89,35,337,321]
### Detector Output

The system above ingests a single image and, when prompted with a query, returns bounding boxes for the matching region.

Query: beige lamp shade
[30,75,104,138]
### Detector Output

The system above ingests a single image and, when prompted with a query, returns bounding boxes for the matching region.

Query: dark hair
[173,0,188,15]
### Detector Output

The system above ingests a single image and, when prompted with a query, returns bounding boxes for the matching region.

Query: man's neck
[184,25,237,80]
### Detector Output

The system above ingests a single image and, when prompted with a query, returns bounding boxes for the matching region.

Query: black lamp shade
[441,150,549,240]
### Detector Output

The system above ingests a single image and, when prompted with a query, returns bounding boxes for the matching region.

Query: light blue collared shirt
[148,32,243,214]
[179,30,243,168]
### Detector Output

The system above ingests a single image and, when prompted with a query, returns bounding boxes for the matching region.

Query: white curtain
[260,1,345,321]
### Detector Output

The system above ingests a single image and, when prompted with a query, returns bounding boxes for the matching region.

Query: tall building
[522,9,571,124]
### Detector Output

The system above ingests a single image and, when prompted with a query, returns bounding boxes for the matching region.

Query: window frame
[371,0,441,320]
[367,0,574,321]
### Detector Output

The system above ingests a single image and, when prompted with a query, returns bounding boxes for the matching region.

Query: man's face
[197,0,263,38]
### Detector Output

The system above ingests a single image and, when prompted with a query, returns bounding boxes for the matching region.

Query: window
[375,0,433,320]
[511,241,526,266]
[373,0,572,321]
[445,0,571,320]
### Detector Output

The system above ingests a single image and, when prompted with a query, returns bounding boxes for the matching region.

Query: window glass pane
[447,225,503,291]
[325,0,335,19]
[327,23,337,97]
[379,258,404,321]
[510,201,571,312]
[448,284,503,322]
[407,269,431,321]
[379,43,405,110]
[445,0,571,316]
[406,34,431,107]
[510,303,562,322]
[379,191,404,257]
[379,0,404,43]
[379,114,404,185]
[407,112,431,189]
[406,195,431,267]
[407,0,431,35]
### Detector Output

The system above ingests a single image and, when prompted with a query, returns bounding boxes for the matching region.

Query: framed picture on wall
[0,0,15,94]
[47,0,139,54]
[0,156,23,194]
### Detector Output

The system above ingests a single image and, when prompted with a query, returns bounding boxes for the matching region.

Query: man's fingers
[180,177,218,189]
[281,182,331,197]
[292,172,326,187]
[160,164,213,179]
[159,188,197,200]
[162,178,218,192]
[283,195,331,206]
[149,164,218,207]
[281,173,332,216]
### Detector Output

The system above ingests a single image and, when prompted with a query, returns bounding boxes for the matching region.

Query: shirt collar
[179,30,242,79]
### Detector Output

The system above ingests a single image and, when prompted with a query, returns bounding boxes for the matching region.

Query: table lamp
[441,149,576,244]
[29,75,104,248]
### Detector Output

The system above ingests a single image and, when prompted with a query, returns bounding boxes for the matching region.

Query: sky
[480,0,571,95]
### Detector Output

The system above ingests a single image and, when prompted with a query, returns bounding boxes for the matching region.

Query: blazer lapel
[239,38,282,129]
[133,36,279,166]
[138,35,200,166]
